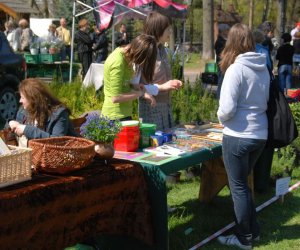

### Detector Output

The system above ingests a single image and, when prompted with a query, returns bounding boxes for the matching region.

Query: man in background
[115,23,129,47]
[56,17,71,60]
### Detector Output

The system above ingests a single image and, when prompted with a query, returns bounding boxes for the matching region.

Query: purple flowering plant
[80,114,121,143]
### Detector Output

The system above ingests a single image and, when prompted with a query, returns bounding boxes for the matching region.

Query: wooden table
[0,158,153,250]
[138,143,254,250]
[139,144,223,250]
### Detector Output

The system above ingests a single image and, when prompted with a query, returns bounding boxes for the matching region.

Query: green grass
[167,168,300,250]
[184,53,215,72]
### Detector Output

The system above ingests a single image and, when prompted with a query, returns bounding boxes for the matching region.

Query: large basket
[0,146,32,188]
[29,136,96,174]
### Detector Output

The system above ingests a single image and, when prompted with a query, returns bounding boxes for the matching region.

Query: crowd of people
[3,12,300,250]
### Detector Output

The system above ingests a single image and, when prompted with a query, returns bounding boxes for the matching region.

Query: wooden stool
[199,157,254,203]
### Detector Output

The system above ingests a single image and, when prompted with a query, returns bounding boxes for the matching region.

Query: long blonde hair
[219,23,255,73]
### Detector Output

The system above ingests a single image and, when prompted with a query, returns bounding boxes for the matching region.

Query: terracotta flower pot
[49,47,57,54]
[94,141,115,159]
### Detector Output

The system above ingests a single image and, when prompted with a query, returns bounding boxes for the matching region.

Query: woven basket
[29,136,96,174]
[0,146,32,188]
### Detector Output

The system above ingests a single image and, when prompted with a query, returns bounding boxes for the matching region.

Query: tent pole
[112,25,115,51]
[69,0,76,83]
[182,20,186,74]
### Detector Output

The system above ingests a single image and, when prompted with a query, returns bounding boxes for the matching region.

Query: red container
[114,126,140,152]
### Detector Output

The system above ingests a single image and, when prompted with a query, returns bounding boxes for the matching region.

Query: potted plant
[40,41,50,54]
[30,42,39,55]
[49,44,58,54]
[80,114,122,159]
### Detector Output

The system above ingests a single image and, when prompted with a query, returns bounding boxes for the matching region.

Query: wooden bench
[199,157,254,203]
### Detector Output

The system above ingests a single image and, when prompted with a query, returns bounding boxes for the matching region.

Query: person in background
[291,22,300,40]
[253,29,272,69]
[217,23,269,250]
[293,32,300,66]
[115,23,129,47]
[74,19,93,79]
[101,34,157,121]
[56,17,71,60]
[18,19,33,52]
[4,20,13,37]
[259,21,275,70]
[5,20,20,51]
[91,25,108,63]
[140,11,182,131]
[215,23,230,99]
[47,23,59,43]
[276,33,294,95]
[8,78,76,147]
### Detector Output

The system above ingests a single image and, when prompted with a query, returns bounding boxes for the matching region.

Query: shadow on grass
[168,186,300,250]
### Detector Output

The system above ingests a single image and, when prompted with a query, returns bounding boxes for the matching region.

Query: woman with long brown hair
[9,78,76,145]
[217,23,269,249]
[140,11,182,131]
[101,34,157,120]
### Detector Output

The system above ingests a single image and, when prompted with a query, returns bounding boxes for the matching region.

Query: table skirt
[0,158,153,249]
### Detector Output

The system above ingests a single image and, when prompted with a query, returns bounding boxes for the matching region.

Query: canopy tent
[69,0,188,82]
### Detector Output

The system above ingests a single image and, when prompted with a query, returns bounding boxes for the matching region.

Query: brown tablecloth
[0,158,153,250]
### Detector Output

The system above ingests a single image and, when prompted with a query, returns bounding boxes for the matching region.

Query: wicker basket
[0,146,32,188]
[29,136,96,174]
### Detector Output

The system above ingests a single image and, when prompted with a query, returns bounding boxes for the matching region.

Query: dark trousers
[78,52,92,79]
[222,135,266,245]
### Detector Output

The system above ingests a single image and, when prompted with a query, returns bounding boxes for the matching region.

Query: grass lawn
[168,168,300,250]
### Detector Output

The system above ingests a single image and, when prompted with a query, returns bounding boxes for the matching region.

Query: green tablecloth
[139,144,222,250]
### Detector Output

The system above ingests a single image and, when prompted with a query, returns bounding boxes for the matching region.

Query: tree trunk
[276,0,287,44]
[249,0,254,30]
[43,0,50,18]
[202,0,214,60]
[29,0,41,15]
[262,0,271,22]
[290,0,297,24]
[189,6,194,51]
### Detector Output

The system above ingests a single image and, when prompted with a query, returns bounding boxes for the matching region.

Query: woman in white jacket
[217,23,269,250]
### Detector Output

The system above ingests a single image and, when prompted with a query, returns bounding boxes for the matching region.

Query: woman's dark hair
[19,78,70,128]
[124,34,157,83]
[281,33,292,43]
[143,11,172,41]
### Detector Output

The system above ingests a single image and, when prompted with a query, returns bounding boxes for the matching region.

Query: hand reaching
[144,93,157,107]
[160,79,183,91]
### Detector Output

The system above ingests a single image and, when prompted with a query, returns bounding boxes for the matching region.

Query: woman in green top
[102,34,157,120]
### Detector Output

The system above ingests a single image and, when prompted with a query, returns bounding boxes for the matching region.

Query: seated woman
[8,78,76,146]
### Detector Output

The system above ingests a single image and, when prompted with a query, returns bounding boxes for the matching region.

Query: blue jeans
[222,135,266,245]
[278,64,292,93]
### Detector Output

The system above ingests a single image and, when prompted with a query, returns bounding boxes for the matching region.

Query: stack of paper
[144,145,186,156]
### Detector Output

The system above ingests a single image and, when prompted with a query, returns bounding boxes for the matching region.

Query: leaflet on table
[143,144,187,156]
[114,151,148,160]
[134,153,179,165]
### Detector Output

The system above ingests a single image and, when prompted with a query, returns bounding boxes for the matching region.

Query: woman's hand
[9,120,26,136]
[144,93,157,107]
[160,80,182,91]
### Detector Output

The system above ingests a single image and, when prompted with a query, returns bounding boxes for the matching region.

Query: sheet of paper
[0,138,10,155]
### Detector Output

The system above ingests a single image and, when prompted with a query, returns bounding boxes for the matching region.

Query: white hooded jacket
[217,52,270,139]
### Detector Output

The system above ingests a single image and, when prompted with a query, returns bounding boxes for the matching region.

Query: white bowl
[121,120,139,127]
